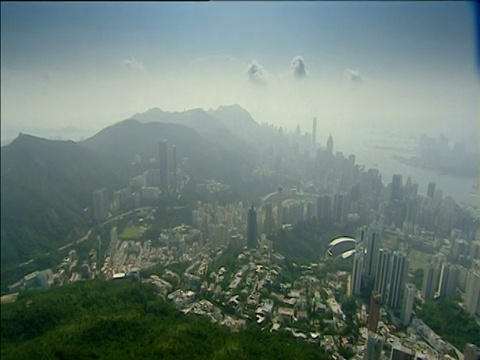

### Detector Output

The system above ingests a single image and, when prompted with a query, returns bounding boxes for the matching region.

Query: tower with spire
[327,133,333,155]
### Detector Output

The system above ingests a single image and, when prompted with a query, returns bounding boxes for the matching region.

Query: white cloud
[246,60,267,85]
[345,68,362,82]
[291,55,307,79]
[122,57,146,72]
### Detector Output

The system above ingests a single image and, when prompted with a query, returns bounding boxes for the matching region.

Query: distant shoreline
[393,154,479,180]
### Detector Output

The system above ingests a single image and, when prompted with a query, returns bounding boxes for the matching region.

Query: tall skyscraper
[327,133,333,155]
[93,188,110,221]
[364,230,380,281]
[427,182,436,199]
[276,186,283,229]
[421,254,443,301]
[351,245,364,296]
[388,251,408,309]
[263,202,273,235]
[465,269,480,316]
[438,262,458,298]
[246,204,258,248]
[367,292,382,333]
[158,139,169,195]
[364,332,383,360]
[317,195,333,220]
[172,145,177,193]
[333,192,347,223]
[374,249,391,303]
[312,117,317,147]
[401,283,415,326]
[390,174,403,202]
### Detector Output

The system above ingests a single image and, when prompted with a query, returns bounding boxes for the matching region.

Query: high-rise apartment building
[438,262,458,298]
[276,187,283,229]
[364,332,383,360]
[364,230,380,281]
[263,202,273,235]
[158,139,169,195]
[351,245,364,296]
[317,195,333,220]
[465,269,480,316]
[374,248,391,303]
[172,145,177,193]
[334,192,348,224]
[427,182,436,199]
[401,283,415,326]
[367,292,382,333]
[388,251,408,309]
[421,254,444,301]
[93,188,110,221]
[246,204,258,249]
[391,174,403,202]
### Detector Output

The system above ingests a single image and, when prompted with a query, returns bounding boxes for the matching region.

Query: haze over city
[1,2,479,360]
[1,2,478,151]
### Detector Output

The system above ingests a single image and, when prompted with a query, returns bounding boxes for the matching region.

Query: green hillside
[1,280,326,360]
[80,119,251,185]
[1,135,125,274]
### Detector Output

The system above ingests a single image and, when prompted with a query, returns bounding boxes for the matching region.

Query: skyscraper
[333,192,347,223]
[351,245,364,296]
[327,133,333,155]
[364,230,380,281]
[374,249,391,303]
[312,117,317,147]
[427,182,436,199]
[317,194,333,220]
[93,188,110,221]
[390,174,403,202]
[438,262,458,298]
[401,283,415,326]
[421,254,443,301]
[246,204,258,248]
[388,251,408,309]
[276,186,283,229]
[364,332,383,360]
[367,292,382,333]
[263,202,273,235]
[158,139,169,195]
[172,145,177,193]
[465,269,480,316]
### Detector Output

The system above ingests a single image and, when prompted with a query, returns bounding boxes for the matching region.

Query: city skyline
[1,2,478,150]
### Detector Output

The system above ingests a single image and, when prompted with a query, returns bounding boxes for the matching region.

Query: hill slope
[129,107,254,162]
[80,119,249,184]
[1,134,124,272]
[1,280,326,360]
[208,104,262,146]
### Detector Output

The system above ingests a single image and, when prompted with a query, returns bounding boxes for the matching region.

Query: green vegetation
[271,219,357,264]
[408,249,428,270]
[1,135,125,291]
[1,280,327,360]
[120,226,142,240]
[418,297,480,350]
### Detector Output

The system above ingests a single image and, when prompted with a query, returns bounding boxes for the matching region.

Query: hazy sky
[1,1,478,148]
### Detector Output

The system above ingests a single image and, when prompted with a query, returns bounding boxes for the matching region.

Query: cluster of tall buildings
[421,253,480,316]
[351,227,415,327]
